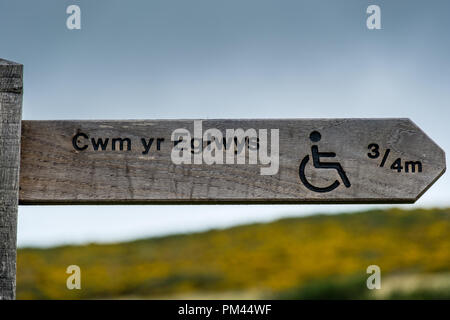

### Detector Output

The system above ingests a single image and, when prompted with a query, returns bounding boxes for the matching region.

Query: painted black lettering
[405,161,422,173]
[91,137,109,151]
[72,132,89,151]
[112,138,131,151]
[141,138,154,154]
[368,143,380,159]
[156,138,165,151]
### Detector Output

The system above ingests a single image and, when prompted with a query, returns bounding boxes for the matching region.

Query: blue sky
[1,0,449,246]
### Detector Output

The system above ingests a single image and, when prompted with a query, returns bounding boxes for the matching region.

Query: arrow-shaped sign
[19,118,445,204]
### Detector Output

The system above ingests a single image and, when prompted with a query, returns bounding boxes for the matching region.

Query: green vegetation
[276,273,450,300]
[17,207,450,299]
[276,275,369,299]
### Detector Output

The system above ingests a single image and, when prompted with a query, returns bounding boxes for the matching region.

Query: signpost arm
[0,59,23,300]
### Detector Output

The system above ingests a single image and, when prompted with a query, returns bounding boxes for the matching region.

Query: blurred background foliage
[17,207,450,299]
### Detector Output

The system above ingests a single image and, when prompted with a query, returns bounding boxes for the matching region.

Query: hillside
[17,207,450,299]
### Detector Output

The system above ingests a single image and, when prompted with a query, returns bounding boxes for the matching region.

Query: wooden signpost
[20,118,445,204]
[0,58,447,299]
[0,59,23,300]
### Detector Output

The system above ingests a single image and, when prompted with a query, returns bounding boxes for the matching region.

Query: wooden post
[0,59,23,300]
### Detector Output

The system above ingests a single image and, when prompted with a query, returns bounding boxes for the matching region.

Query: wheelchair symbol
[299,131,351,193]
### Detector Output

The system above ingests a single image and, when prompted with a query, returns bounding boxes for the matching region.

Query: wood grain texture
[0,59,22,300]
[19,118,445,205]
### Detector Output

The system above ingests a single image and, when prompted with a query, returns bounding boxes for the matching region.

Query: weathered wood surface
[0,59,23,300]
[19,119,445,205]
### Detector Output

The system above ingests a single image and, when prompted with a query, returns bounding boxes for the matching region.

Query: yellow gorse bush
[17,208,450,299]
